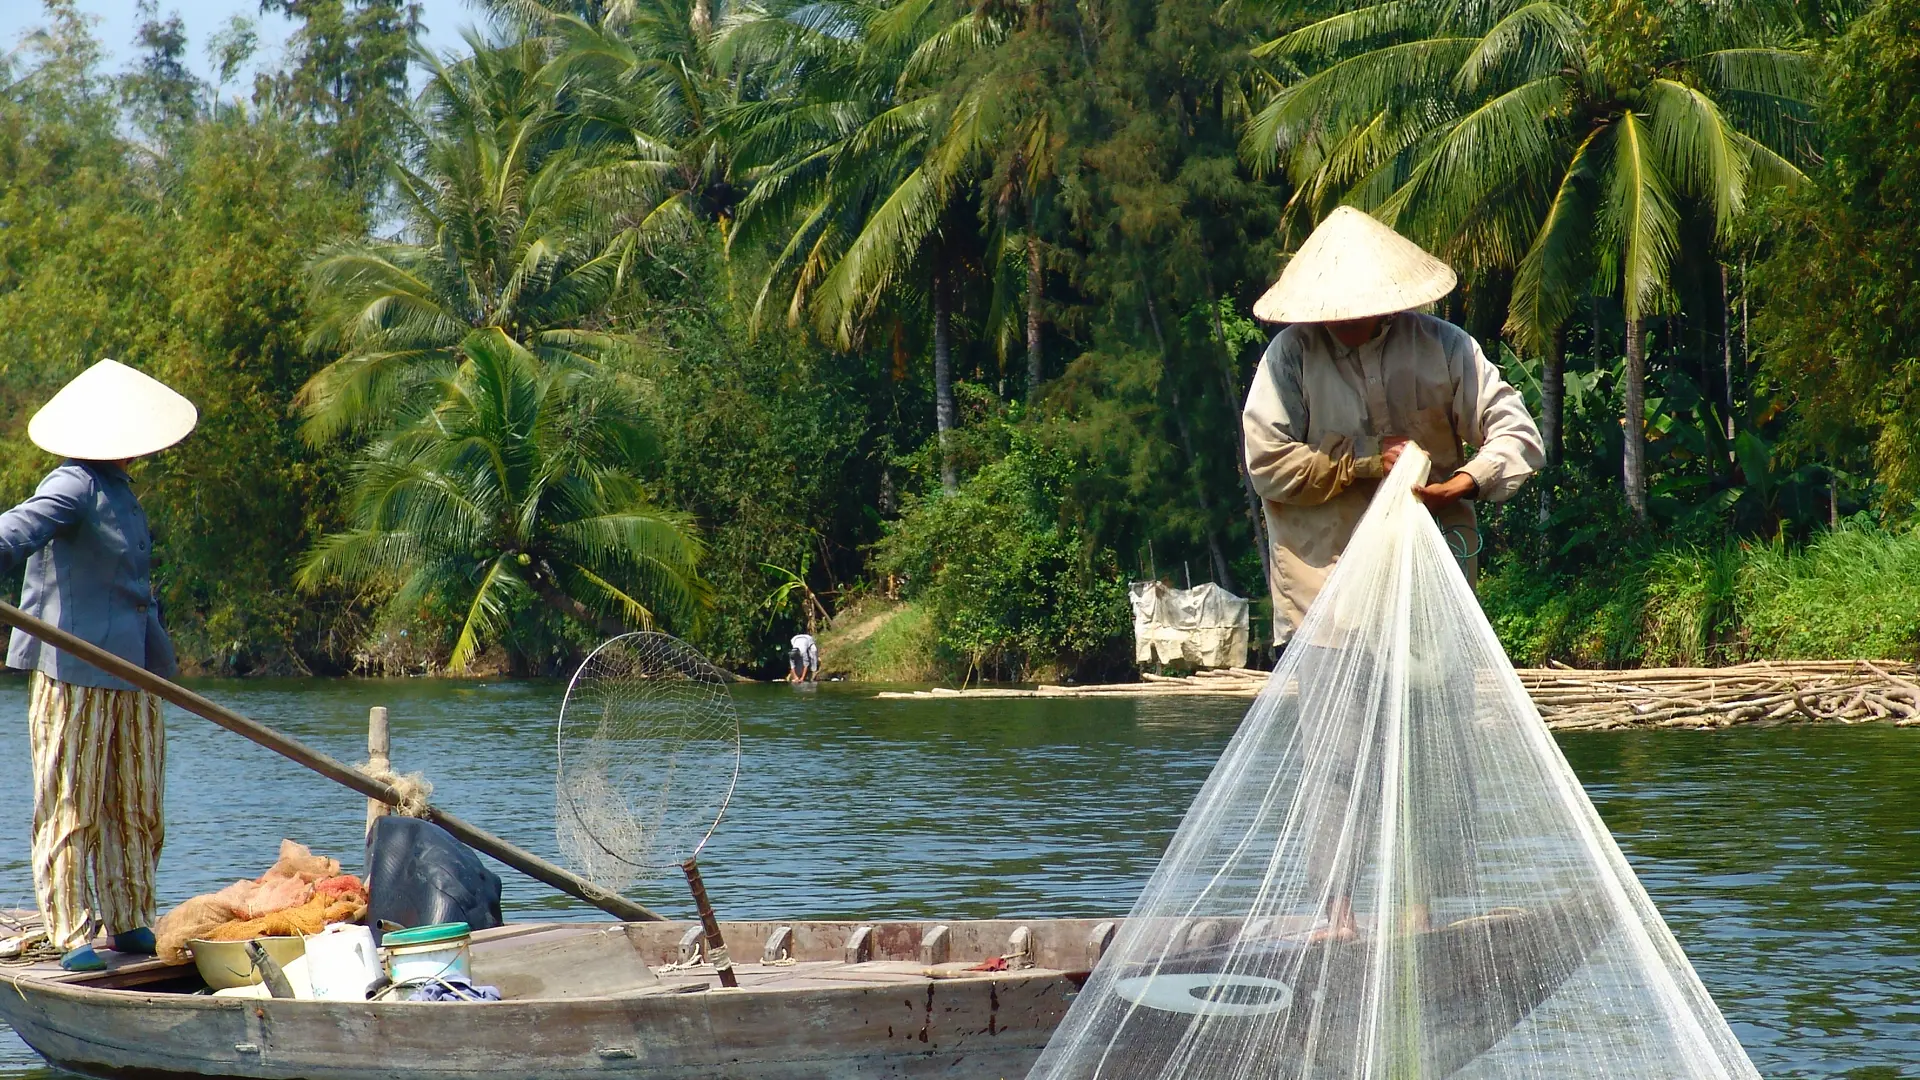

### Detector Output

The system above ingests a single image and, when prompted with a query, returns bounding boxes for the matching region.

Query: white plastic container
[380,922,473,985]
[303,924,383,1001]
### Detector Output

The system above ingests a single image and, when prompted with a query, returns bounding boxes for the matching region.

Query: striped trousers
[27,672,166,950]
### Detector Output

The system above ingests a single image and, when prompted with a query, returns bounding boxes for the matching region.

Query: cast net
[555,632,740,896]
[1027,445,1757,1080]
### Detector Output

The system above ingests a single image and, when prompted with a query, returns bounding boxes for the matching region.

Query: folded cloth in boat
[407,976,501,1002]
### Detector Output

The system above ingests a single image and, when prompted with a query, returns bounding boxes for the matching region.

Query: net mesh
[555,632,740,895]
[1027,446,1757,1080]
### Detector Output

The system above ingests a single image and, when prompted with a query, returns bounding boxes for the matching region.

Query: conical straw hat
[28,359,198,461]
[1253,206,1458,323]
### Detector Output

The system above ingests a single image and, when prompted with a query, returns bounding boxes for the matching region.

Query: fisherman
[1242,206,1544,643]
[1241,208,1544,940]
[0,360,198,971]
[788,632,819,683]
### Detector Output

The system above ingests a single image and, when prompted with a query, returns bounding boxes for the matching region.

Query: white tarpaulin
[1129,581,1249,669]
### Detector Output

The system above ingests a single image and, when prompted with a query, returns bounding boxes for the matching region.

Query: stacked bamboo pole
[877,660,1920,731]
[1518,660,1920,731]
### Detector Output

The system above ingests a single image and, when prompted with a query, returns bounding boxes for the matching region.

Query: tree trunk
[1720,264,1735,447]
[1206,299,1272,603]
[1740,256,1749,377]
[1168,383,1236,594]
[1026,231,1044,402]
[1538,330,1563,525]
[1623,312,1648,523]
[1591,293,1604,370]
[933,271,958,493]
[1143,283,1236,594]
[691,0,713,38]
[534,572,631,642]
[1541,331,1564,469]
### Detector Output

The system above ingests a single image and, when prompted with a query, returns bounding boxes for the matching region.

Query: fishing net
[555,632,740,896]
[1028,445,1757,1080]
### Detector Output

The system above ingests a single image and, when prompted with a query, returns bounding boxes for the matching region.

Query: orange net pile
[153,841,370,964]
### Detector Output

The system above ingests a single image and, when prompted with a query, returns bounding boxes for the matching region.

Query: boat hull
[2,975,1078,1080]
[0,918,1104,1080]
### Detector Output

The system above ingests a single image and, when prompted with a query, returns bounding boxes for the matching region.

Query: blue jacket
[0,461,177,689]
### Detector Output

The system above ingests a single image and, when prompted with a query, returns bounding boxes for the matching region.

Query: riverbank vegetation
[0,0,1915,678]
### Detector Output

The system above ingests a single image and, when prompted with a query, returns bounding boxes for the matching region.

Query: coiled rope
[359,764,434,818]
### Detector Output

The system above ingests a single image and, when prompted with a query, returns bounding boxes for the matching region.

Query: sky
[0,0,480,90]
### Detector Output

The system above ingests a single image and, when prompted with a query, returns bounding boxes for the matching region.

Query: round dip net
[1027,445,1757,1080]
[555,632,740,896]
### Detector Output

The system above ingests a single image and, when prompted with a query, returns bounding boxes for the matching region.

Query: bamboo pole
[0,599,662,924]
[876,658,1920,730]
[366,706,390,838]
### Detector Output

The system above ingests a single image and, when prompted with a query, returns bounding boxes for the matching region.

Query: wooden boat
[0,915,1114,1080]
[1,905,1604,1080]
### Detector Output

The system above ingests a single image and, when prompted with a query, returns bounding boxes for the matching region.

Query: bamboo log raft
[877,660,1920,731]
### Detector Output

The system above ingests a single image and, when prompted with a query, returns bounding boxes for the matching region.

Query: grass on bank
[812,599,942,682]
[1482,521,1920,667]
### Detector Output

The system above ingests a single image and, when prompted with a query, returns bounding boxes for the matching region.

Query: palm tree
[1246,0,1819,520]
[298,34,661,441]
[298,328,707,671]
[727,0,1005,491]
[489,0,763,232]
[938,29,1063,403]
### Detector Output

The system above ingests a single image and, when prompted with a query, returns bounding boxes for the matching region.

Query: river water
[1,678,1915,1078]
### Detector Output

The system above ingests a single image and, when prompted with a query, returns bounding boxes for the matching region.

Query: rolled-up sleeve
[0,466,92,575]
[1450,336,1545,504]
[1243,337,1384,507]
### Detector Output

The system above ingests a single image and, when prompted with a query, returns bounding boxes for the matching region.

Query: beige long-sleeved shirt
[1242,312,1544,642]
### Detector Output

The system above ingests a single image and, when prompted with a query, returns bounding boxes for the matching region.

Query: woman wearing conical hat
[0,360,196,971]
[1243,207,1544,643]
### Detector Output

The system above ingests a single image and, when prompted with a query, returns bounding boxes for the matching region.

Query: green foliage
[633,249,888,670]
[297,39,649,442]
[814,598,941,682]
[137,120,366,670]
[121,0,202,134]
[257,0,423,192]
[1759,0,1920,501]
[298,328,706,672]
[7,0,1918,679]
[1246,0,1823,519]
[0,23,363,673]
[875,431,1130,680]
[1481,521,1920,666]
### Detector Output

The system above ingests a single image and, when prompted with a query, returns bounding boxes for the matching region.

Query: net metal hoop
[555,632,741,880]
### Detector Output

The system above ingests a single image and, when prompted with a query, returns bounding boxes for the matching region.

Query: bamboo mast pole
[0,600,662,923]
[366,706,390,838]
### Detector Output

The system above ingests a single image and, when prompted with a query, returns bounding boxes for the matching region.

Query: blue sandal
[59,944,106,972]
[110,928,156,955]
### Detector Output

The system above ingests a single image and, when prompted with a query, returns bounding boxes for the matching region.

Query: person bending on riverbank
[1240,208,1543,940]
[0,360,198,972]
[789,632,819,682]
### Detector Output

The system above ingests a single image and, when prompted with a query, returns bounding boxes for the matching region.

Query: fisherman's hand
[1381,437,1410,471]
[1416,471,1477,508]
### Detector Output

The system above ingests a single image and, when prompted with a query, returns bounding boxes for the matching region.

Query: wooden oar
[0,600,662,923]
